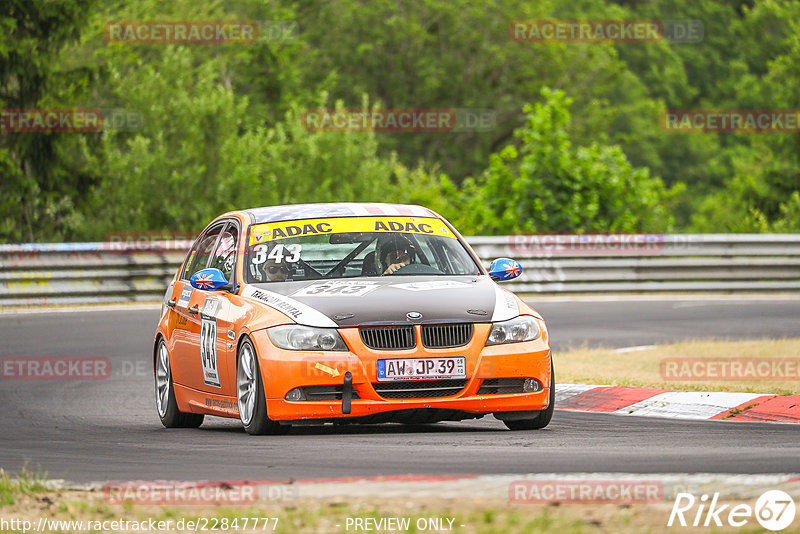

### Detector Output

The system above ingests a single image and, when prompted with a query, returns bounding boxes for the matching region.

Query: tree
[447,88,676,234]
[0,0,96,241]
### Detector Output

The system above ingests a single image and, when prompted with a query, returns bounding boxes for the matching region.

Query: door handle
[188,305,199,315]
[167,299,176,308]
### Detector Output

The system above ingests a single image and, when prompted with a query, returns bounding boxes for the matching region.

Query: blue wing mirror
[190,268,231,291]
[488,258,522,281]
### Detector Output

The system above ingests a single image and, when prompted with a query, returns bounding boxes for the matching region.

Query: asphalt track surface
[0,297,798,483]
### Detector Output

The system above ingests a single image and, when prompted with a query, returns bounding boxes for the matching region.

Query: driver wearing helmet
[376,235,416,275]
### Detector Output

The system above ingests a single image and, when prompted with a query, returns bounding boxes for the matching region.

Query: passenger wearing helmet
[376,235,416,275]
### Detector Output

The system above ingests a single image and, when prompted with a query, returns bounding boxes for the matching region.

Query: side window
[181,240,200,281]
[209,223,238,281]
[184,224,224,280]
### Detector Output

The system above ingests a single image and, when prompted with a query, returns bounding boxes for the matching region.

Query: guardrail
[0,242,190,307]
[469,234,800,293]
[1,234,799,306]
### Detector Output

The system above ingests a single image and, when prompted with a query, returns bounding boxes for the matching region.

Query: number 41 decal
[200,317,221,388]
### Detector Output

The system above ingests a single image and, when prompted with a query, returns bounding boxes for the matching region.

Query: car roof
[243,202,439,224]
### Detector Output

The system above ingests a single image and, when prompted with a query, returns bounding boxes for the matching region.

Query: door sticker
[491,283,519,322]
[201,298,221,318]
[200,316,221,388]
[240,285,338,327]
[177,286,193,308]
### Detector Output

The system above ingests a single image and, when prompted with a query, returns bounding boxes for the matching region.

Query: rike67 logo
[668,490,796,531]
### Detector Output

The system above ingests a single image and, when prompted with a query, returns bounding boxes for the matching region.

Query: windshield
[244,216,480,283]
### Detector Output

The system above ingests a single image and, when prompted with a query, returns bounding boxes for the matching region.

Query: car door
[195,222,239,397]
[169,222,225,392]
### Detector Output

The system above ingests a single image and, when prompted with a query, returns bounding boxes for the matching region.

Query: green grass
[557,338,800,395]
[0,466,49,506]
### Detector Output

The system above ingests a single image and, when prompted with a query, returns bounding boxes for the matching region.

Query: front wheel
[503,362,555,431]
[155,339,204,428]
[236,337,290,435]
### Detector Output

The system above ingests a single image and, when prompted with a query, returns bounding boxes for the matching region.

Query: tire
[236,337,290,435]
[503,361,555,431]
[155,338,204,428]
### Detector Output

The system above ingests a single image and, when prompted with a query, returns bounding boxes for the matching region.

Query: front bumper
[251,323,552,421]
[268,388,551,422]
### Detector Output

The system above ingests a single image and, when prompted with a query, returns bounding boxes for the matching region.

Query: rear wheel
[503,362,555,431]
[155,339,204,428]
[236,337,290,435]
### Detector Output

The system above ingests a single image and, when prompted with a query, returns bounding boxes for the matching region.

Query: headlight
[267,325,348,351]
[486,315,541,345]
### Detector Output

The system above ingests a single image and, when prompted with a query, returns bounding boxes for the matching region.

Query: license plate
[376,357,466,382]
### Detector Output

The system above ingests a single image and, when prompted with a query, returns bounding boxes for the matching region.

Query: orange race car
[153,203,553,434]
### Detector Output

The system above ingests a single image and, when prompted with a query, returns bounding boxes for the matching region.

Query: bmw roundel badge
[406,311,423,321]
